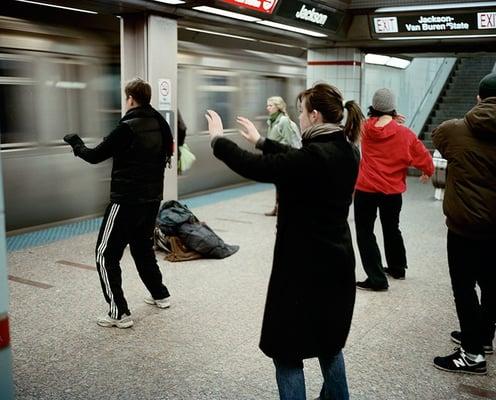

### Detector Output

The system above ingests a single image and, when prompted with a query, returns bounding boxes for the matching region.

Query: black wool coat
[212,131,360,361]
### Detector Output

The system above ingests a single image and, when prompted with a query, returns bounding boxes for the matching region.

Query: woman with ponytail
[205,83,364,400]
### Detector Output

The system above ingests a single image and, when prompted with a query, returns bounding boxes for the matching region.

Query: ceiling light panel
[185,28,256,41]
[15,0,98,14]
[193,6,261,22]
[376,2,496,13]
[152,0,185,4]
[256,20,327,37]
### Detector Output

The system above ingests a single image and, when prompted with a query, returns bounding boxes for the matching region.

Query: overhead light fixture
[365,54,410,69]
[185,27,256,41]
[151,0,186,4]
[385,58,411,69]
[256,20,327,38]
[378,34,496,40]
[15,0,98,14]
[259,40,304,49]
[193,6,261,22]
[364,54,390,65]
[376,2,496,13]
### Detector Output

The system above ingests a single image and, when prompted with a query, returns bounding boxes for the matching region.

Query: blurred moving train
[0,16,305,232]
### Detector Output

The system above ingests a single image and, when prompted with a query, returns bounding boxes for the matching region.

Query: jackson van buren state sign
[371,9,496,37]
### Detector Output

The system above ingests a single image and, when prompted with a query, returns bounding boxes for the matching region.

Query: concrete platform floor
[6,178,496,399]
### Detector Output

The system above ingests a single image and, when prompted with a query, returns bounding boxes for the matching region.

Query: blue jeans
[273,351,349,400]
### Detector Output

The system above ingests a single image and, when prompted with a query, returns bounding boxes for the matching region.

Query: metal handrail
[409,58,456,132]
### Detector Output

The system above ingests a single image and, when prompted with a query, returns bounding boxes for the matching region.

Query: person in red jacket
[355,88,434,291]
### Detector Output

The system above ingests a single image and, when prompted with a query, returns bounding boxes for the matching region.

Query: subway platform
[6,178,496,400]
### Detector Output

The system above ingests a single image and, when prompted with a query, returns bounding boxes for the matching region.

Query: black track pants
[95,202,170,319]
[354,190,407,287]
[447,230,496,355]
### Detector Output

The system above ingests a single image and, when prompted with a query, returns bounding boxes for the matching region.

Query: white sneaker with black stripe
[97,313,134,329]
[144,296,171,309]
[433,347,487,375]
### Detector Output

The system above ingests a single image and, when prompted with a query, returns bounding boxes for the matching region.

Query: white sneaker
[97,313,134,328]
[144,296,171,309]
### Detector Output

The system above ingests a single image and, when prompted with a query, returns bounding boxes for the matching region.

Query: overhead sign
[371,9,496,37]
[220,0,279,14]
[276,0,344,32]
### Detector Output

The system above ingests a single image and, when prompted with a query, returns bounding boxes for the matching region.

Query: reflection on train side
[0,17,305,231]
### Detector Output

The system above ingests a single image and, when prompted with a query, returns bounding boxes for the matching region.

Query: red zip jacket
[355,117,434,194]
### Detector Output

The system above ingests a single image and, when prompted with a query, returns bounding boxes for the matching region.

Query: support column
[0,154,14,399]
[120,13,178,200]
[307,48,363,106]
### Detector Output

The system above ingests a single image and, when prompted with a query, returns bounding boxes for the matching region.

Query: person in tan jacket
[432,72,496,375]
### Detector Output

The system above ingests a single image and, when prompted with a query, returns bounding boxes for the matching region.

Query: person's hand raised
[394,114,406,124]
[419,173,430,184]
[236,116,261,144]
[205,110,224,139]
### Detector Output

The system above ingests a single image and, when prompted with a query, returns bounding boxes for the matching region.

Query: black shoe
[450,331,494,354]
[356,280,388,291]
[433,348,486,375]
[264,207,277,216]
[384,268,405,280]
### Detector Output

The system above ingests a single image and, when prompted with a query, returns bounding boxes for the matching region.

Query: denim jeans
[273,351,349,400]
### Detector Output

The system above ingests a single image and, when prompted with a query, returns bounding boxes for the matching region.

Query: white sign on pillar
[158,79,172,110]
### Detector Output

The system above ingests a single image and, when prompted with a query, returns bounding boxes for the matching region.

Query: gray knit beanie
[372,88,396,112]
[479,72,496,99]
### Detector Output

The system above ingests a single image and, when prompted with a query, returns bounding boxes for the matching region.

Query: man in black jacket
[64,78,174,328]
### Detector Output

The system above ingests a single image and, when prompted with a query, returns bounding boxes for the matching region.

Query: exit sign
[478,12,496,29]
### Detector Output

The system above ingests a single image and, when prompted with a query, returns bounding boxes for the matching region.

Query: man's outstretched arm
[64,126,130,164]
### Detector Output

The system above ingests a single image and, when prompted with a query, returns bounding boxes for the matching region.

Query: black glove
[63,134,84,147]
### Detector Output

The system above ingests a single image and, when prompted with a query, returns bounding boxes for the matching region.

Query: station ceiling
[2,0,496,56]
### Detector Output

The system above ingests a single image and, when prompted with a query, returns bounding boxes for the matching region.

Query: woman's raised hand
[205,110,224,139]
[236,116,261,144]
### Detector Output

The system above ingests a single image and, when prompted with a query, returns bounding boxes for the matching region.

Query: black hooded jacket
[72,105,173,204]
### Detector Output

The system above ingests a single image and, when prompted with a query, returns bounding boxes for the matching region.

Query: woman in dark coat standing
[205,83,364,400]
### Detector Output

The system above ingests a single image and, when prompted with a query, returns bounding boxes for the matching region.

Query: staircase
[420,56,496,151]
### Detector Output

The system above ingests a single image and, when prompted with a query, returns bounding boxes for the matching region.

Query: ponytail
[344,100,364,143]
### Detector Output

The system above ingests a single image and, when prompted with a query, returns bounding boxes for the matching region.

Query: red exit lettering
[220,0,279,14]
[478,12,496,29]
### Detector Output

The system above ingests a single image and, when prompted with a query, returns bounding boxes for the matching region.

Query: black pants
[354,190,407,287]
[95,202,170,319]
[447,230,496,355]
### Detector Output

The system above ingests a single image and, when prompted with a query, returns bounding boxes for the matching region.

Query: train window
[94,63,122,135]
[37,60,106,141]
[0,84,37,144]
[196,70,238,133]
[0,57,33,78]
